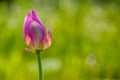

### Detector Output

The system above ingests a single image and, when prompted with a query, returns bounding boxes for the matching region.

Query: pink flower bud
[24,10,52,52]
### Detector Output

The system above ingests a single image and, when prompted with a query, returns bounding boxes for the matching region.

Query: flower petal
[30,10,46,37]
[25,34,31,46]
[43,30,52,50]
[24,10,46,39]
[24,14,32,40]
[28,21,44,48]
[24,34,35,51]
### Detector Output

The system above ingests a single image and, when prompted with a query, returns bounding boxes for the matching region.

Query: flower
[24,10,52,52]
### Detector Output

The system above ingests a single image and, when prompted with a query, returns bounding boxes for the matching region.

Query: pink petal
[28,21,44,48]
[43,30,52,50]
[30,10,46,37]
[25,34,31,46]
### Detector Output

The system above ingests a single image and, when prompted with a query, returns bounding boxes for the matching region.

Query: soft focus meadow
[0,0,120,80]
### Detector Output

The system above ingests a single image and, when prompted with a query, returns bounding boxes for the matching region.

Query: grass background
[0,0,120,80]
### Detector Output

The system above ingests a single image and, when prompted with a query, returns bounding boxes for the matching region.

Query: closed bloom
[24,10,52,51]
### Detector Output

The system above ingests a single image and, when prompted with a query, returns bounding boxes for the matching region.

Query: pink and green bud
[24,10,52,51]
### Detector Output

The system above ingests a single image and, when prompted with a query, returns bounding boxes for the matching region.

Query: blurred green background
[0,0,120,80]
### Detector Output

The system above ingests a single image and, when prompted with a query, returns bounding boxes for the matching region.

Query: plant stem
[36,50,42,80]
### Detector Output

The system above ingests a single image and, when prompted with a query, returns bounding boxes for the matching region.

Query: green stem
[36,50,42,80]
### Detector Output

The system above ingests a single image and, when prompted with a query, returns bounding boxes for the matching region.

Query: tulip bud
[24,10,52,52]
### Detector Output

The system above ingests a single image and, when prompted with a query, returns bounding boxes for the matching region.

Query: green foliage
[0,0,120,80]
